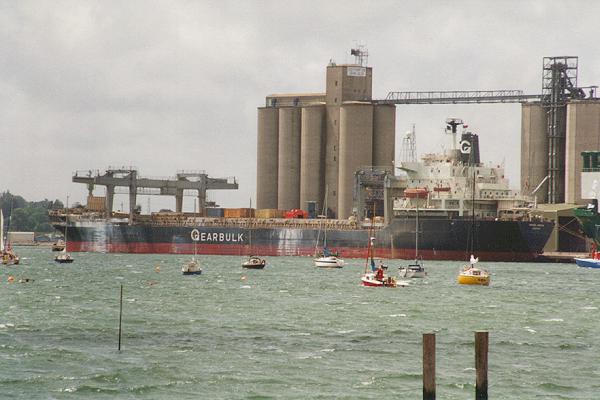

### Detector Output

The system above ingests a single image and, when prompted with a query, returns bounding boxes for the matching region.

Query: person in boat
[375,264,385,281]
[470,254,478,265]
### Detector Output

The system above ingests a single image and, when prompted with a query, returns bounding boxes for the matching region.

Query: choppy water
[1,248,600,399]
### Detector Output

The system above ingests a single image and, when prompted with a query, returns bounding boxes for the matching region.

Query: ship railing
[146,217,368,230]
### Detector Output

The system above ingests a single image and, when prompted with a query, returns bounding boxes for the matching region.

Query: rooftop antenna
[350,45,369,67]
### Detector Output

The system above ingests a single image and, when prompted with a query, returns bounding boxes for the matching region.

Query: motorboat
[574,257,600,268]
[574,243,600,268]
[242,255,266,269]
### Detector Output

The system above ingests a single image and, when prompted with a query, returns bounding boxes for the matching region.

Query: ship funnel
[459,133,480,165]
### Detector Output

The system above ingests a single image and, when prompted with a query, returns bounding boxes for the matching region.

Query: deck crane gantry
[72,168,238,222]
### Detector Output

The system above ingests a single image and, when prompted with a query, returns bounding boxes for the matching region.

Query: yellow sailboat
[457,255,490,285]
[457,134,490,286]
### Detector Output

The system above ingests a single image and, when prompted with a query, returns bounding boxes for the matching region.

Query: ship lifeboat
[404,188,428,199]
[433,186,451,192]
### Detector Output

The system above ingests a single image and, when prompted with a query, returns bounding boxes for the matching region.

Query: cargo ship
[51,122,554,261]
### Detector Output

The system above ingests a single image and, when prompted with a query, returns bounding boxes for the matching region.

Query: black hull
[55,216,553,262]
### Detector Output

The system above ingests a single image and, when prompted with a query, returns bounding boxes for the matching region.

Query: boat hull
[54,216,553,262]
[314,256,344,268]
[399,269,427,279]
[361,273,397,287]
[574,258,600,268]
[182,270,202,275]
[457,272,490,286]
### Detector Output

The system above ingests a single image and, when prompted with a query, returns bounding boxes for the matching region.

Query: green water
[1,248,599,399]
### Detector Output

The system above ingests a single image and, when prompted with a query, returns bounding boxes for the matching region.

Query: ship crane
[72,167,238,222]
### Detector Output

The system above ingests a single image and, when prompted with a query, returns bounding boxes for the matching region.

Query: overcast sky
[2,0,599,212]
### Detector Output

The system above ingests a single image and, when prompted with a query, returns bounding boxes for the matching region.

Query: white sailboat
[314,188,344,268]
[55,199,74,263]
[182,235,201,275]
[242,198,266,269]
[399,202,427,278]
[183,202,201,275]
[1,209,20,265]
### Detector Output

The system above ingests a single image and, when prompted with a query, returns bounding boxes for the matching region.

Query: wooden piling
[475,331,488,400]
[118,284,123,351]
[423,332,436,400]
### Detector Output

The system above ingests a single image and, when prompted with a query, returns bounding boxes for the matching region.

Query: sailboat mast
[0,210,4,252]
[470,150,475,254]
[64,196,69,252]
[315,186,327,255]
[415,203,419,259]
[248,197,252,255]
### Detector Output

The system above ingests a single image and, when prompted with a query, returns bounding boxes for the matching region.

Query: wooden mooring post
[118,284,123,352]
[422,332,436,400]
[475,331,488,400]
[421,331,489,400]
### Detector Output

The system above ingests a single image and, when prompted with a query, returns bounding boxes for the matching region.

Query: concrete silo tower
[256,48,396,219]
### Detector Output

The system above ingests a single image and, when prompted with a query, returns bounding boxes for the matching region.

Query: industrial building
[520,57,600,206]
[256,49,395,219]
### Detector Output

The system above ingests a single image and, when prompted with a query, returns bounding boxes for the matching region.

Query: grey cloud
[1,0,599,210]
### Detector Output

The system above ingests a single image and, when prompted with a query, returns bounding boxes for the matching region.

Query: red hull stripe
[67,241,538,261]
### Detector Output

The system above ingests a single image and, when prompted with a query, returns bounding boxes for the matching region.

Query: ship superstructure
[395,119,534,221]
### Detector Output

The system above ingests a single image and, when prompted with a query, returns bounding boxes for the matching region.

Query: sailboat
[242,199,266,269]
[361,235,398,287]
[1,209,20,265]
[314,189,344,268]
[55,200,74,263]
[182,203,202,275]
[181,238,201,275]
[457,147,490,286]
[399,201,427,278]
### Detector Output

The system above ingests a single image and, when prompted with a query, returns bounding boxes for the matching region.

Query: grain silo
[300,104,325,211]
[521,103,548,201]
[256,107,279,209]
[338,102,373,219]
[277,107,302,210]
[372,104,396,169]
[324,105,340,217]
[565,100,600,204]
[259,49,394,219]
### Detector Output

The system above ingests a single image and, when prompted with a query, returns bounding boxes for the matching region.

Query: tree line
[1,191,64,233]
